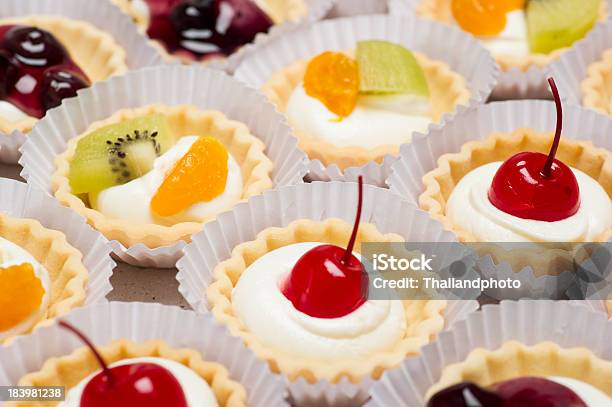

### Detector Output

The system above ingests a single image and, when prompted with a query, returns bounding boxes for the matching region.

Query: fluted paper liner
[389,100,612,300]
[176,181,479,405]
[388,0,611,100]
[329,0,388,17]
[234,14,498,186]
[0,302,288,407]
[550,20,612,112]
[20,65,308,268]
[0,179,114,344]
[367,300,612,406]
[0,0,164,164]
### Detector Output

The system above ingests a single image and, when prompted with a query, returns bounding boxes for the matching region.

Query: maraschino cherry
[58,321,188,407]
[488,77,580,222]
[280,176,368,318]
[427,378,588,407]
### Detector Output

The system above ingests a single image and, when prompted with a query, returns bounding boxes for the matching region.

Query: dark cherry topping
[280,176,369,318]
[487,77,580,222]
[427,378,590,407]
[144,0,273,61]
[0,25,90,118]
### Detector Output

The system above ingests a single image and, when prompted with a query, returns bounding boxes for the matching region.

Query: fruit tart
[207,178,448,384]
[51,104,273,249]
[16,321,247,406]
[112,0,307,63]
[0,16,128,134]
[425,341,612,406]
[262,40,470,169]
[0,213,88,344]
[582,46,612,115]
[415,0,605,72]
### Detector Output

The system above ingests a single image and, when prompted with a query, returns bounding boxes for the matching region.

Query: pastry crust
[262,52,470,169]
[51,104,274,249]
[14,339,247,407]
[417,0,607,72]
[582,49,612,114]
[0,16,128,135]
[426,341,612,399]
[207,218,448,384]
[0,213,88,344]
[419,128,612,275]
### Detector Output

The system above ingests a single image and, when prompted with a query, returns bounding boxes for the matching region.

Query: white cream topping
[286,84,432,149]
[91,136,243,226]
[476,10,530,58]
[0,237,50,340]
[446,162,612,242]
[59,357,219,407]
[0,101,31,123]
[232,242,406,360]
[548,377,612,406]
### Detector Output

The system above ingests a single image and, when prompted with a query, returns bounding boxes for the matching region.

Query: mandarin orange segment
[151,136,229,217]
[451,0,508,36]
[0,263,45,332]
[303,51,359,117]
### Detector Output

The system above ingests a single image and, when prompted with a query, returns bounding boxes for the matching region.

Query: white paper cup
[0,0,164,164]
[0,302,289,406]
[234,14,499,186]
[176,181,479,405]
[388,100,612,301]
[367,300,612,407]
[0,178,115,325]
[19,65,308,268]
[328,0,388,17]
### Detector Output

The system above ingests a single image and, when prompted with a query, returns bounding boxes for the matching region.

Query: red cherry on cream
[58,321,188,407]
[280,176,368,318]
[487,77,580,222]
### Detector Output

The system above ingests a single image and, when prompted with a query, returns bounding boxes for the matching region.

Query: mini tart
[416,0,607,72]
[112,0,307,63]
[52,104,274,249]
[207,218,448,384]
[262,52,470,169]
[582,49,612,114]
[425,341,612,400]
[0,212,88,344]
[0,16,128,135]
[16,339,247,407]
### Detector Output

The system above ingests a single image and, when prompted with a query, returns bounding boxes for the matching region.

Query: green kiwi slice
[356,40,429,97]
[527,0,600,54]
[68,114,174,194]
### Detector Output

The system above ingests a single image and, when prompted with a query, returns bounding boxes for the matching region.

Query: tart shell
[207,218,448,384]
[0,16,128,135]
[15,339,247,407]
[51,104,274,249]
[425,341,612,400]
[262,52,470,170]
[582,49,612,114]
[0,213,88,344]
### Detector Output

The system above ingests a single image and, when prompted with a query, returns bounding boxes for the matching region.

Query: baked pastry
[207,178,448,383]
[417,0,604,72]
[420,78,612,244]
[0,16,127,134]
[51,104,273,248]
[112,0,307,63]
[262,39,470,169]
[0,212,88,344]
[425,341,612,406]
[17,321,246,406]
[582,48,612,115]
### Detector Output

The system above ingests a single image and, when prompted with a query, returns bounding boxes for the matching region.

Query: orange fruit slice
[0,263,45,332]
[304,51,359,117]
[151,136,229,217]
[451,0,524,36]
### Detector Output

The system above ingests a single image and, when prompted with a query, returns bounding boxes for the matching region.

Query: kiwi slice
[527,0,600,54]
[68,114,174,194]
[356,40,429,97]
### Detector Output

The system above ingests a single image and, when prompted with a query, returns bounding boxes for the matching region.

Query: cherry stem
[541,77,562,178]
[58,320,114,386]
[341,176,363,265]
